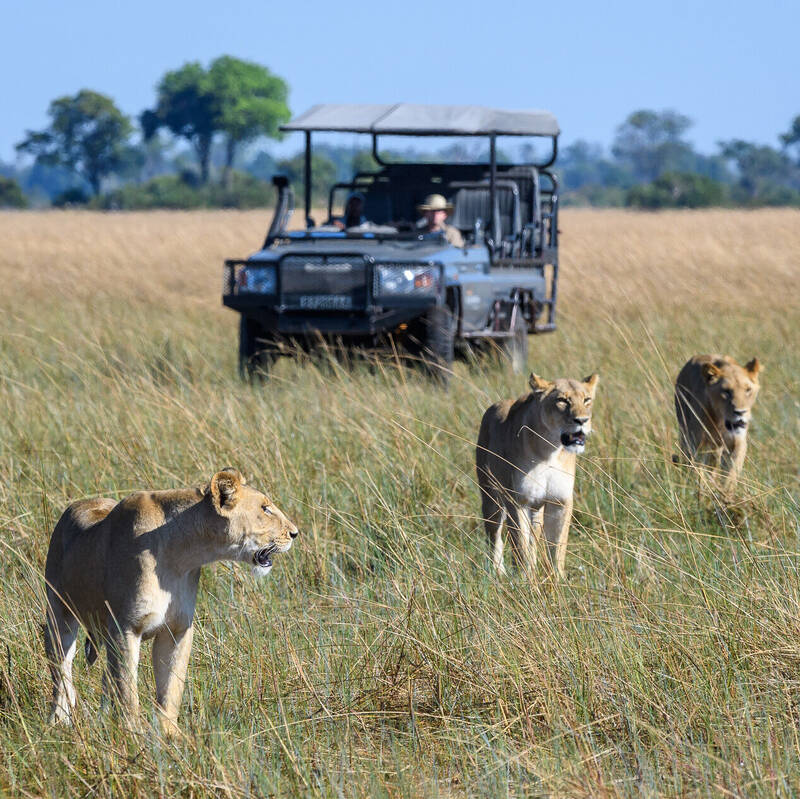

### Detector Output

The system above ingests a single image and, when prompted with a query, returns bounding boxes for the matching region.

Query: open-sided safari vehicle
[222,103,560,381]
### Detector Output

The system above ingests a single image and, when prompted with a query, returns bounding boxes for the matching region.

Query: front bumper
[222,299,428,337]
[222,256,444,335]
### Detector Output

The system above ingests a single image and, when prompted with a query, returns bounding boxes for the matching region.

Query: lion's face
[530,372,600,454]
[703,358,761,439]
[207,470,299,576]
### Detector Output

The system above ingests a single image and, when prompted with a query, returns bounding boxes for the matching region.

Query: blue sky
[2,0,797,163]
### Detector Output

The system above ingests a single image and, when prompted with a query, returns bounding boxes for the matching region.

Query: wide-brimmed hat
[417,193,453,212]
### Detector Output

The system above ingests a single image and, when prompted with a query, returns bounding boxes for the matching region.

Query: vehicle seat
[495,185,521,254]
[450,182,525,254]
[362,190,393,225]
[450,187,501,245]
[501,167,540,253]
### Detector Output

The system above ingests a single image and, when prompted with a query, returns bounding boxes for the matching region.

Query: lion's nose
[289,528,299,538]
[573,416,589,425]
[733,408,747,416]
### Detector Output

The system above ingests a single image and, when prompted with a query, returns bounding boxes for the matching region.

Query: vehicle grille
[280,255,368,310]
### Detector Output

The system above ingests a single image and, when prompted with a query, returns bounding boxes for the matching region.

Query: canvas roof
[282,103,559,137]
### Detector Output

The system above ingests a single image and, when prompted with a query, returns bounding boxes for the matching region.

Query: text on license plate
[299,295,353,310]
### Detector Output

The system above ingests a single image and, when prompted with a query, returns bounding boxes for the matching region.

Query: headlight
[375,265,440,297]
[237,264,277,294]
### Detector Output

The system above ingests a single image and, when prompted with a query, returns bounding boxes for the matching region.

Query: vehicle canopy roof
[281,103,560,137]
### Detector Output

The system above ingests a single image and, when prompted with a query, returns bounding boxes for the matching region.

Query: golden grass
[3,207,797,317]
[1,207,800,797]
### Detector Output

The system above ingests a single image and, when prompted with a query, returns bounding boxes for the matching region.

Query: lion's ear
[529,372,551,395]
[208,469,243,511]
[219,466,247,485]
[583,373,599,394]
[744,358,761,379]
[702,363,722,384]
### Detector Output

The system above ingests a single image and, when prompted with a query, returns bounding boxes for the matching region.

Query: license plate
[299,295,353,310]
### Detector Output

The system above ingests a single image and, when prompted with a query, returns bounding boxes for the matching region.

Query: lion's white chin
[560,430,587,453]
[251,563,273,577]
[724,418,748,437]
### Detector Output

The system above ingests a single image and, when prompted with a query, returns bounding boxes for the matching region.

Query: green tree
[560,139,634,191]
[142,57,289,186]
[207,56,289,186]
[130,132,178,182]
[780,115,800,165]
[16,90,132,195]
[0,176,27,208]
[718,139,793,201]
[277,152,337,207]
[351,149,380,175]
[612,110,695,182]
[626,171,726,209]
[141,62,217,184]
[244,151,277,181]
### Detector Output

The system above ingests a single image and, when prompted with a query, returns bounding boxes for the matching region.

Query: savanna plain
[1,207,799,798]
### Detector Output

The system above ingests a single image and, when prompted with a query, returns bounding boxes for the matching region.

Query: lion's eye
[745,386,752,395]
[556,398,568,409]
[721,390,731,399]
[584,397,592,406]
[262,505,273,515]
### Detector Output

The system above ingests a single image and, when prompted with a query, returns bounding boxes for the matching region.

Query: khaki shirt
[443,222,465,249]
[418,218,465,248]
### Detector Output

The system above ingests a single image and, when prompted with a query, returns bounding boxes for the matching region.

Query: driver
[416,194,464,248]
[333,191,368,229]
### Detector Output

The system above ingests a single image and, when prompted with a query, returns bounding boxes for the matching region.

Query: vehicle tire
[239,316,275,380]
[421,304,455,383]
[503,305,529,374]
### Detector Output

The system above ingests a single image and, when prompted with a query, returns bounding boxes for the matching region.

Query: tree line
[2,56,799,210]
[561,110,800,208]
[1,56,292,209]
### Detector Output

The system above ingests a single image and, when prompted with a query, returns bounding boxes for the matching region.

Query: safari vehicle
[222,103,561,381]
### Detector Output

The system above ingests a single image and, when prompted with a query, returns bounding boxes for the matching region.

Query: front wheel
[239,317,276,380]
[420,304,455,383]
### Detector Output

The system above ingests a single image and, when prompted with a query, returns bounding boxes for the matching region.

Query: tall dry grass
[0,208,799,797]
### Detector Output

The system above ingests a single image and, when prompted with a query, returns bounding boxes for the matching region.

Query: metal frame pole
[304,130,312,225]
[489,133,496,257]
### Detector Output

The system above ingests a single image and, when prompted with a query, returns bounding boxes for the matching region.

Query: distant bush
[95,174,204,209]
[626,172,727,209]
[53,187,90,207]
[562,185,627,207]
[728,182,800,207]
[94,170,276,209]
[0,176,27,208]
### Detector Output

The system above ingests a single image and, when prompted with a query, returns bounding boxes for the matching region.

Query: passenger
[416,194,464,248]
[333,191,368,230]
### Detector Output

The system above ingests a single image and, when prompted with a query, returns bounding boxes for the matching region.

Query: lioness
[674,354,761,497]
[44,469,298,733]
[476,372,599,578]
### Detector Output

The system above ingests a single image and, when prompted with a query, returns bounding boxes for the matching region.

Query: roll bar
[296,130,557,240]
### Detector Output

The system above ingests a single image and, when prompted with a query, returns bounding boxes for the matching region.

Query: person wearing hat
[416,194,464,248]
